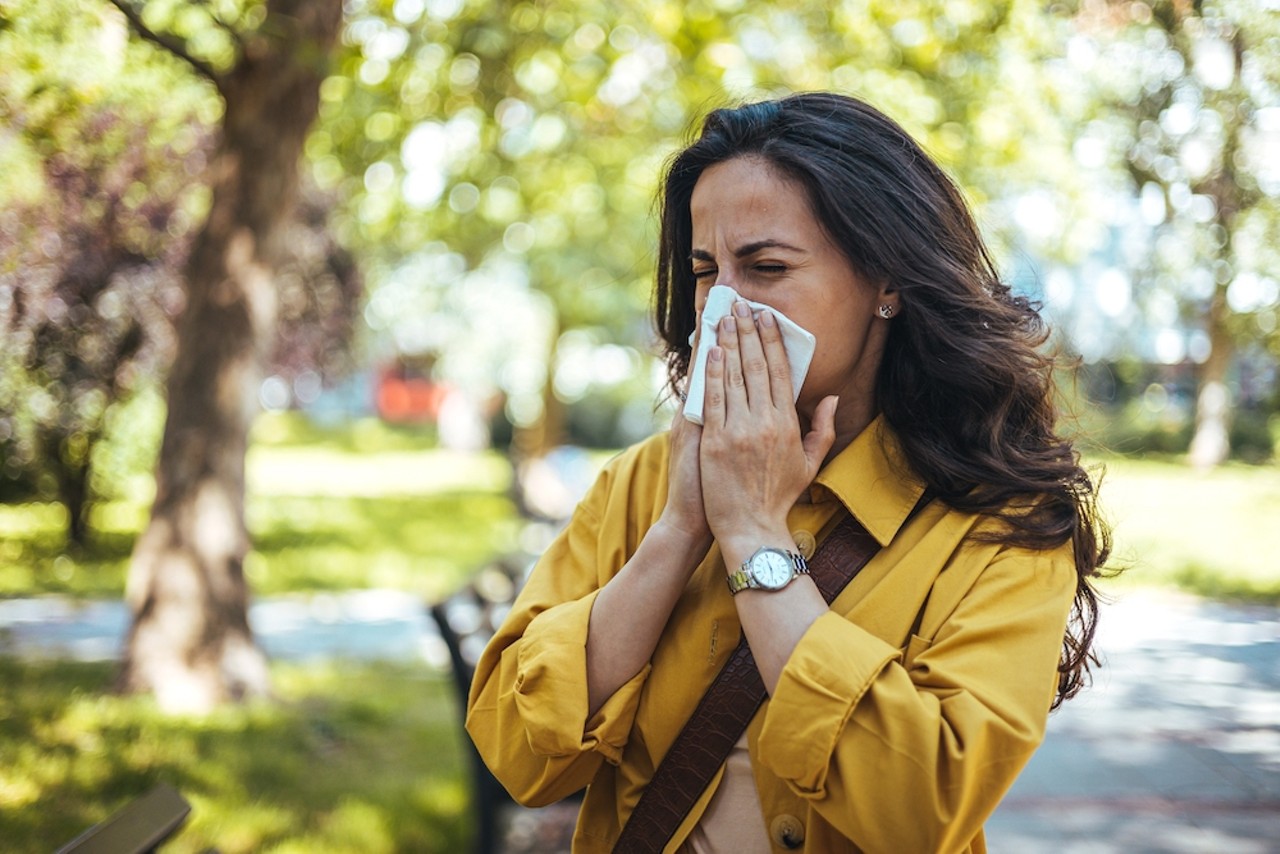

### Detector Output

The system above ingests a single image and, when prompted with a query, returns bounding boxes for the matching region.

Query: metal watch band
[725,548,809,595]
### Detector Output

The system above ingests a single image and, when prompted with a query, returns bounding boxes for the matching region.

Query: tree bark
[1188,285,1233,470]
[1186,26,1248,471]
[118,0,343,713]
[47,430,90,550]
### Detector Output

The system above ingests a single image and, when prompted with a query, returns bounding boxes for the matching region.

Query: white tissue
[683,285,816,425]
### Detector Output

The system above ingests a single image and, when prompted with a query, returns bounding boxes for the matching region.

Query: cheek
[807,319,863,373]
[693,284,713,320]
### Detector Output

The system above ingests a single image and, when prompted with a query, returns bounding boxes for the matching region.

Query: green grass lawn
[0,416,520,599]
[0,658,472,853]
[0,416,519,852]
[1097,455,1280,601]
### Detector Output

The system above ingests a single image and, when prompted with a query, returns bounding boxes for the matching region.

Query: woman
[467,92,1109,853]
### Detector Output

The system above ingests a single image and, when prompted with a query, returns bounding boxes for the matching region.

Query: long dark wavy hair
[654,92,1110,708]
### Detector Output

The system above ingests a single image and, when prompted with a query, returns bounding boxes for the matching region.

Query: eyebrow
[690,239,807,262]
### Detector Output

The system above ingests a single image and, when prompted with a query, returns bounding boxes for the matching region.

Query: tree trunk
[1188,285,1233,470]
[1186,26,1247,472]
[509,318,568,521]
[47,430,90,550]
[118,0,343,713]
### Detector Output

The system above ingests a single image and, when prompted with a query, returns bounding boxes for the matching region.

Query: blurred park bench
[430,553,582,854]
[56,783,191,854]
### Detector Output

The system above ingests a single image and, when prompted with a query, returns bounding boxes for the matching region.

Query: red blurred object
[375,360,447,423]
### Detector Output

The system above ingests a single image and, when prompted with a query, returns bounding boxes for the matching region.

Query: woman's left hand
[699,300,839,556]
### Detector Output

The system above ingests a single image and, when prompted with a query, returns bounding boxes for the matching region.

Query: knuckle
[745,356,768,374]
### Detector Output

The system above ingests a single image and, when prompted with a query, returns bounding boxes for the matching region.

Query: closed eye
[755,265,787,275]
[692,269,717,280]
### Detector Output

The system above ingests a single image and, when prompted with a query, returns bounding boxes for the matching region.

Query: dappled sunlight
[0,484,522,599]
[246,445,512,498]
[246,491,521,597]
[989,589,1280,851]
[1,0,1275,850]
[0,659,471,852]
[0,501,137,597]
[1049,590,1280,758]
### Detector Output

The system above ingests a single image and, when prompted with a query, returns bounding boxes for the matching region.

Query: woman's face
[688,156,895,417]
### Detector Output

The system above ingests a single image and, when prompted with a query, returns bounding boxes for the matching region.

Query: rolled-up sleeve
[466,444,660,806]
[515,592,651,764]
[758,612,901,792]
[756,543,1076,853]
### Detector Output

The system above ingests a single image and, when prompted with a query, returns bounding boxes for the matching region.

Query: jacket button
[791,530,816,559]
[770,814,805,849]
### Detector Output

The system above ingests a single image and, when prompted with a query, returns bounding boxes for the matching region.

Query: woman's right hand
[657,330,713,553]
[659,400,712,551]
[585,340,711,716]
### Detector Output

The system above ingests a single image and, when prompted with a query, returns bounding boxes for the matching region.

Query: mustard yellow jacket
[467,418,1076,853]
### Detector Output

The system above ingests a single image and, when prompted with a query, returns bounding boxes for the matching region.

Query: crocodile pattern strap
[611,498,926,853]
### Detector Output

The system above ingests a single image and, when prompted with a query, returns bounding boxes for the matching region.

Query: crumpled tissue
[683,284,816,425]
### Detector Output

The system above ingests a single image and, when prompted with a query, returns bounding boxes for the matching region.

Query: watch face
[753,550,794,589]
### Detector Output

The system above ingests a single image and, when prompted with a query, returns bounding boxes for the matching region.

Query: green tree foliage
[315,0,1080,450]
[0,0,211,537]
[1052,0,1280,464]
[0,114,191,537]
[3,0,356,709]
[0,0,362,543]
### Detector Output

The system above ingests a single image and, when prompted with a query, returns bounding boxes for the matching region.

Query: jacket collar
[813,415,926,547]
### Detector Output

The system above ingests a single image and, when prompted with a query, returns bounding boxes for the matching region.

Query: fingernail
[760,310,775,327]
[709,347,722,362]
[733,300,750,318]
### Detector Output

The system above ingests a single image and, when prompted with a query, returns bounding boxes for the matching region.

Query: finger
[757,309,794,408]
[716,314,747,420]
[703,344,726,429]
[732,300,772,408]
[801,395,839,475]
[671,400,701,438]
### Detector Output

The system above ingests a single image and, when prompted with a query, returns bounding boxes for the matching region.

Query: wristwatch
[726,547,810,595]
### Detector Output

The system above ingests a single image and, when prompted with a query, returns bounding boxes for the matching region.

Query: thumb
[801,395,839,473]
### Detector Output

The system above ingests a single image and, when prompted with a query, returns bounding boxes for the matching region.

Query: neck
[798,393,879,467]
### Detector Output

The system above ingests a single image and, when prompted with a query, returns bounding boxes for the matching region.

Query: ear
[874,281,900,320]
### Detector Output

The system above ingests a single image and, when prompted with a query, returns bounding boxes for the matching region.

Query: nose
[708,257,741,291]
[715,278,760,302]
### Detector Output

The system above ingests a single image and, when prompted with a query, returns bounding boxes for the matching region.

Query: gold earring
[878,304,895,319]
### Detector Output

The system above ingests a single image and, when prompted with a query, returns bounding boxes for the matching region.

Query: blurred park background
[1,0,1278,851]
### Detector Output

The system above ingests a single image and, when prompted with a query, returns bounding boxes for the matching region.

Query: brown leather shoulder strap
[612,497,930,853]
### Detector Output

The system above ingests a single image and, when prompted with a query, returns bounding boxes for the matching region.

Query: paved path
[987,589,1280,853]
[0,589,452,667]
[3,588,1277,852]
